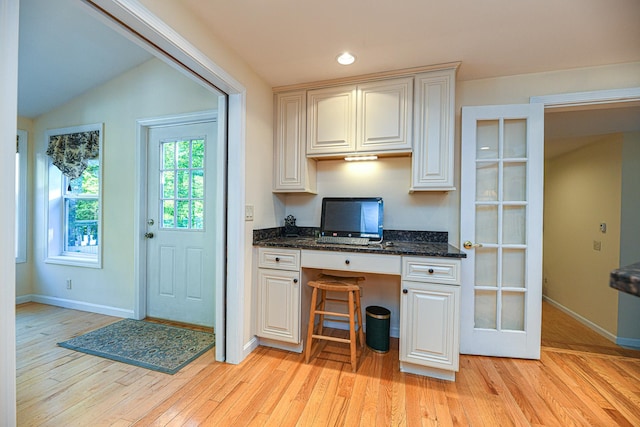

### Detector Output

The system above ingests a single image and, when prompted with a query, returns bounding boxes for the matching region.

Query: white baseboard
[20,294,133,318]
[543,296,617,343]
[16,294,32,305]
[242,336,259,362]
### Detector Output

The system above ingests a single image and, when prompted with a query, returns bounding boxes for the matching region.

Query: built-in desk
[253,230,466,381]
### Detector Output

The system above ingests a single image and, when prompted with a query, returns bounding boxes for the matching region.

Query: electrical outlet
[245,204,254,221]
[66,279,72,289]
[593,240,602,251]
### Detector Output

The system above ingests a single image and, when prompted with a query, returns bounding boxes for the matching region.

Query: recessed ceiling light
[336,52,356,65]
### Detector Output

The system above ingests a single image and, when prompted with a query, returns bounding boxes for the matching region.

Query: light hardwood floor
[16,301,640,426]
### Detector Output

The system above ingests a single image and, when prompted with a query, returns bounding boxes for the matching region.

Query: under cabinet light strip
[344,155,378,162]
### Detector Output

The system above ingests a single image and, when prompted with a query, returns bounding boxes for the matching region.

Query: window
[160,138,205,229]
[16,130,27,263]
[45,124,103,268]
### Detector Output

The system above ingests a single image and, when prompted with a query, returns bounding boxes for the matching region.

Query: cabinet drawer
[258,248,300,271]
[402,257,460,284]
[301,250,401,275]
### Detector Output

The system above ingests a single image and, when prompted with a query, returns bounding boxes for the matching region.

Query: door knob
[147,219,155,226]
[144,232,154,239]
[463,240,483,249]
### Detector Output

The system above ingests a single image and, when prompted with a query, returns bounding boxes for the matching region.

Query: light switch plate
[245,204,254,221]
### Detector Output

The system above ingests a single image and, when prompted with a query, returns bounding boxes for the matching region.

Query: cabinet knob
[428,268,434,274]
[275,257,280,262]
[293,278,298,284]
[345,259,350,265]
[402,289,408,294]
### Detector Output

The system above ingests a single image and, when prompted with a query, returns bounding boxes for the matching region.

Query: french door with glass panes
[460,104,544,359]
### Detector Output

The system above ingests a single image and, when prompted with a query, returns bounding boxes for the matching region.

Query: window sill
[45,255,102,269]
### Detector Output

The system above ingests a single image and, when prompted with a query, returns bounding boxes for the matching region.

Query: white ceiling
[18,0,152,118]
[179,0,640,88]
[17,0,640,154]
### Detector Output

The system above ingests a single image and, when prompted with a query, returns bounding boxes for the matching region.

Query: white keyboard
[316,236,370,246]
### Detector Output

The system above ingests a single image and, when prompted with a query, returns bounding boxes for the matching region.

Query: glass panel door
[460,103,544,359]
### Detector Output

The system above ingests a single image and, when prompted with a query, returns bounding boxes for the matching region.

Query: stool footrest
[315,310,349,318]
[311,334,350,344]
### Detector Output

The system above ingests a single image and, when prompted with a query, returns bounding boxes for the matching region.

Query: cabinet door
[257,268,300,343]
[400,281,460,371]
[273,91,317,193]
[356,77,413,153]
[411,68,456,191]
[307,85,356,156]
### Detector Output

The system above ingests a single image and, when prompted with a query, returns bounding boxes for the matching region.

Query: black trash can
[365,306,390,353]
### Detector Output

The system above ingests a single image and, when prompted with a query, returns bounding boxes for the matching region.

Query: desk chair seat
[305,273,365,372]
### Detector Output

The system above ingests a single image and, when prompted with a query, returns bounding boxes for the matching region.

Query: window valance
[46,130,100,180]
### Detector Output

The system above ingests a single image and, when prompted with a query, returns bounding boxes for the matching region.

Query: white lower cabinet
[257,248,301,345]
[254,248,462,379]
[400,256,460,381]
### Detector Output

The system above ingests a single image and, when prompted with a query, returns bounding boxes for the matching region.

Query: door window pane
[476,120,499,159]
[176,200,190,228]
[503,119,527,158]
[502,291,525,331]
[476,205,498,244]
[177,170,190,198]
[177,140,190,168]
[503,162,526,202]
[192,139,205,168]
[192,170,204,198]
[160,138,206,230]
[502,249,526,288]
[162,171,175,198]
[503,205,526,244]
[475,247,498,287]
[163,200,175,228]
[163,142,175,169]
[475,290,497,329]
[476,162,498,201]
[191,200,204,229]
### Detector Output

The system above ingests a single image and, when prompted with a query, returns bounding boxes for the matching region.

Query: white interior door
[146,121,217,327]
[460,104,544,358]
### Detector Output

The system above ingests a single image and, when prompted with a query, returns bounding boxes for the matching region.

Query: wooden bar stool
[305,273,365,372]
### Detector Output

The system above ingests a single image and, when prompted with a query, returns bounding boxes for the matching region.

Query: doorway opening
[135,111,227,359]
[533,89,640,355]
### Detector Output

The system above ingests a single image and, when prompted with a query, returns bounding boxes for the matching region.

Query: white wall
[30,58,217,313]
[285,157,451,233]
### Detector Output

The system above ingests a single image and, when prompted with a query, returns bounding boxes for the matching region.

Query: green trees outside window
[161,138,205,230]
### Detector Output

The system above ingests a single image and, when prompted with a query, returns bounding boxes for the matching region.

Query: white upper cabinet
[273,63,459,192]
[307,77,413,157]
[273,91,317,193]
[357,78,413,153]
[411,68,456,191]
[306,85,357,155]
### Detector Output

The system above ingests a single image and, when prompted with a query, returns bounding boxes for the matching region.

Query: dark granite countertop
[610,261,640,297]
[253,227,466,259]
